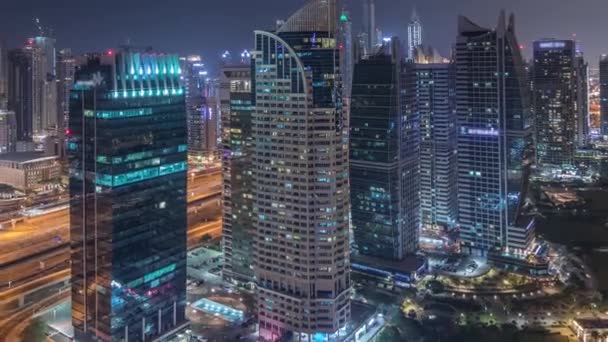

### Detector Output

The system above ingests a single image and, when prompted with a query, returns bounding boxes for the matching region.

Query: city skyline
[1,0,608,70]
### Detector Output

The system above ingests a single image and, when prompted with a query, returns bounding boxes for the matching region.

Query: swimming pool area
[191,298,244,323]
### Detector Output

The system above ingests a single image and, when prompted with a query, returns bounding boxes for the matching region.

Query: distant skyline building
[575,50,589,146]
[339,9,354,100]
[414,58,458,232]
[362,0,377,53]
[68,51,188,341]
[56,48,75,131]
[456,13,535,256]
[29,36,58,135]
[0,109,16,153]
[0,39,7,105]
[407,8,423,61]
[533,39,577,165]
[601,54,608,135]
[220,62,254,285]
[350,37,420,260]
[251,0,351,339]
[7,48,33,140]
[180,55,216,158]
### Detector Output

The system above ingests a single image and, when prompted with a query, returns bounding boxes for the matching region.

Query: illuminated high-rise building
[600,55,608,135]
[350,38,420,259]
[220,62,254,285]
[251,0,351,339]
[407,8,423,61]
[533,39,577,165]
[575,50,589,147]
[29,36,58,135]
[179,55,217,159]
[414,57,458,232]
[339,9,354,100]
[0,109,16,153]
[57,48,75,131]
[456,13,534,256]
[68,51,188,341]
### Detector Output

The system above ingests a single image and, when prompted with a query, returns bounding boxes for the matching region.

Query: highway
[0,169,223,340]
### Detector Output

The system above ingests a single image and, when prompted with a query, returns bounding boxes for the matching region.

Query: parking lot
[430,255,491,278]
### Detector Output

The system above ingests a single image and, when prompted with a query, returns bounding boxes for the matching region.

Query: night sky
[1,0,606,71]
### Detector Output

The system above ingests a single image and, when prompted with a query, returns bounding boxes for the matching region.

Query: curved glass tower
[455,13,534,256]
[252,0,351,340]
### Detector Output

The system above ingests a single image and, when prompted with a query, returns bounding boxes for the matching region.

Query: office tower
[8,49,33,140]
[57,48,75,131]
[29,36,58,135]
[339,10,354,100]
[575,51,589,146]
[407,8,423,61]
[180,55,211,158]
[414,58,458,232]
[456,13,534,256]
[601,55,608,135]
[0,38,7,105]
[220,62,254,285]
[203,78,220,158]
[362,0,376,53]
[252,0,351,339]
[533,39,577,165]
[68,51,188,341]
[350,38,420,260]
[0,109,16,153]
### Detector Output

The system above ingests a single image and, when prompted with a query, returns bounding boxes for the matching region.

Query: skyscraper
[575,50,589,147]
[29,36,58,135]
[362,0,376,53]
[57,48,75,131]
[220,62,254,285]
[68,51,188,341]
[251,0,351,339]
[414,58,458,233]
[0,109,16,153]
[339,9,354,100]
[350,38,420,260]
[600,55,608,136]
[456,13,534,256]
[533,39,577,165]
[7,49,33,140]
[180,55,213,159]
[407,8,423,61]
[0,38,7,106]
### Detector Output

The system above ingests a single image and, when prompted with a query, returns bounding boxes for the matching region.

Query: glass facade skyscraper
[251,0,351,340]
[68,51,188,341]
[533,39,577,165]
[407,9,423,61]
[220,62,254,285]
[456,13,534,256]
[350,38,420,260]
[600,55,608,136]
[414,61,458,232]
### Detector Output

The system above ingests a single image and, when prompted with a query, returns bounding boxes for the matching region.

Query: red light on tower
[519,44,525,50]
[106,49,114,56]
[65,129,72,136]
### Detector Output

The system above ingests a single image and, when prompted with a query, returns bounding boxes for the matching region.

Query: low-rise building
[571,318,608,342]
[0,152,60,191]
[351,254,427,288]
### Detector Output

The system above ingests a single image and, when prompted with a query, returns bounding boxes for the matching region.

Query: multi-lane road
[0,170,222,340]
